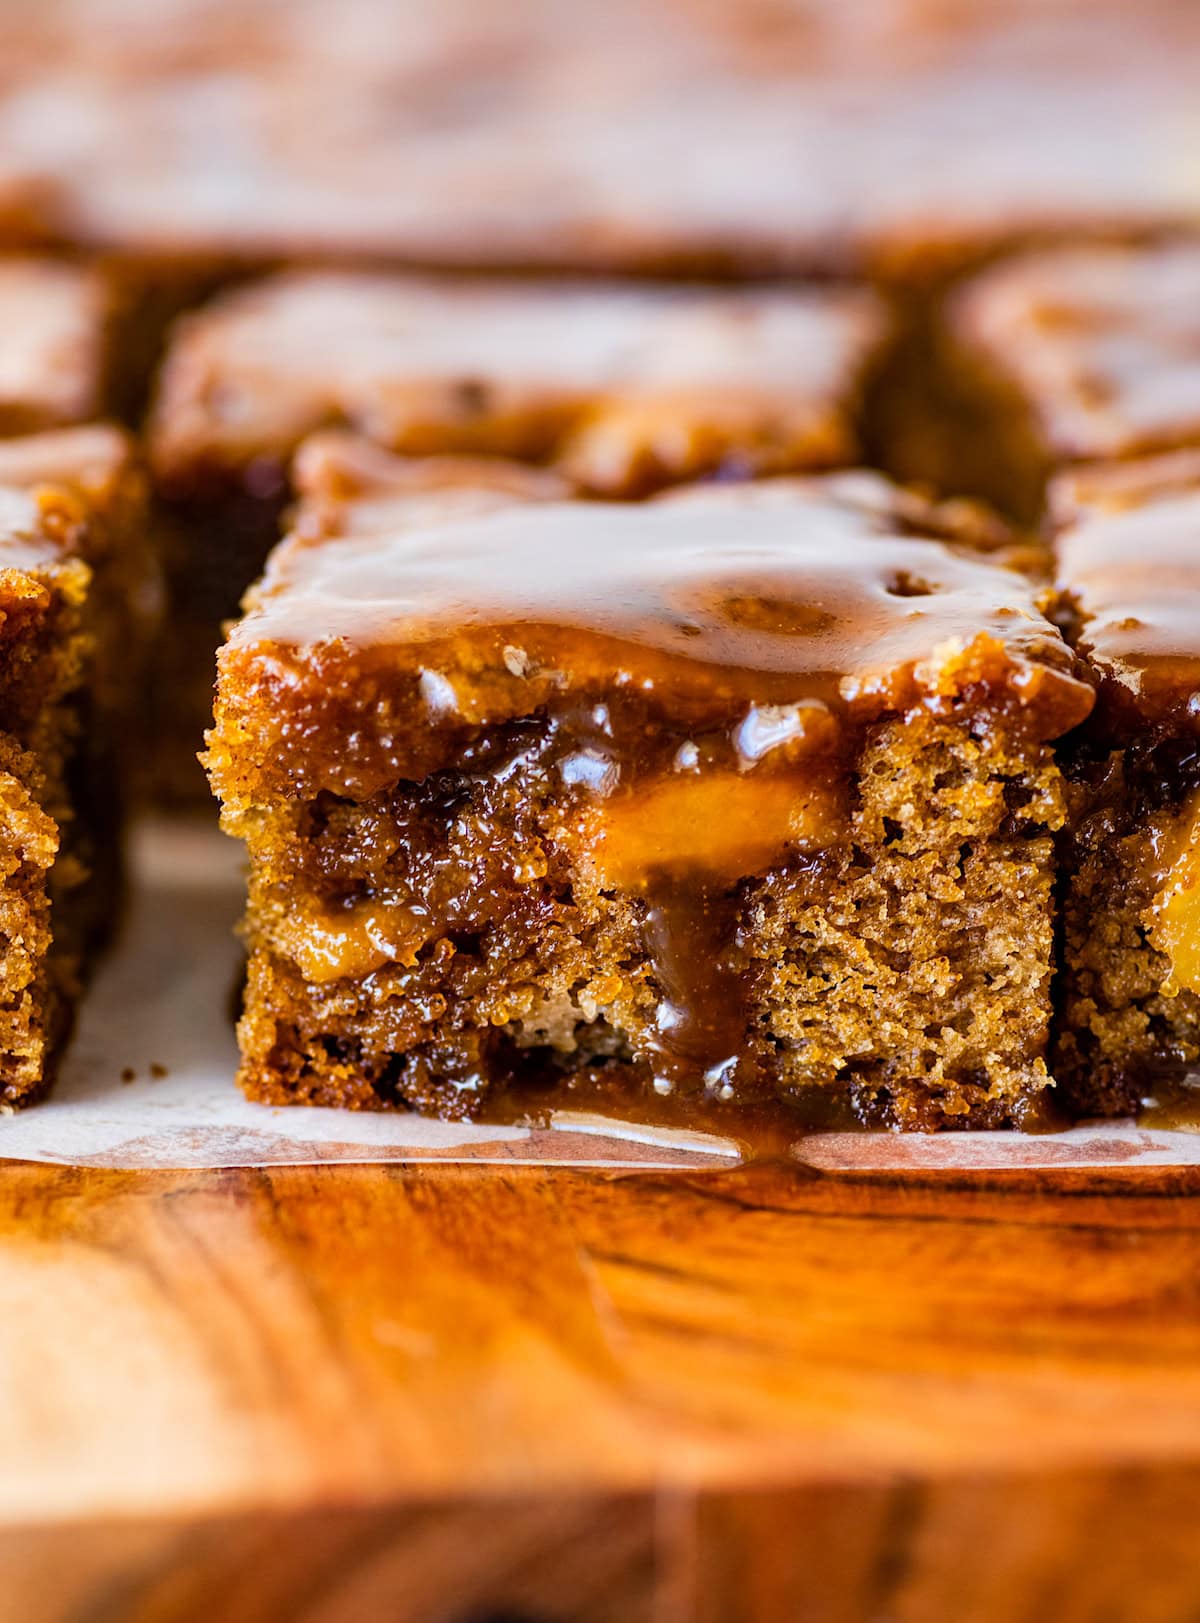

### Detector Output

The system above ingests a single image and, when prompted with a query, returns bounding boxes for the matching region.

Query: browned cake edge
[0,436,150,1106]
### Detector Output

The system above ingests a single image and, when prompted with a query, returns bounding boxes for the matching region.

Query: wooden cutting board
[4,1157,1200,1622]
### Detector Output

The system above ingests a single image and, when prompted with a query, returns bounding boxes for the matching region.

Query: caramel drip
[642,878,750,1097]
[578,754,844,1093]
[1138,1080,1200,1130]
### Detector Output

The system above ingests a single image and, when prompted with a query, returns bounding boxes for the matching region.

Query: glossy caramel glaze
[0,424,139,540]
[954,244,1200,465]
[1055,471,1200,731]
[0,434,136,584]
[216,457,1092,804]
[292,430,575,520]
[1048,449,1200,529]
[149,271,881,494]
[0,259,111,435]
[0,487,73,577]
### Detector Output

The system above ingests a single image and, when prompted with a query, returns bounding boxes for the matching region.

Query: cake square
[953,243,1200,467]
[150,270,886,498]
[0,257,115,435]
[0,425,149,1106]
[1053,458,1200,1114]
[914,243,1200,520]
[207,439,1092,1130]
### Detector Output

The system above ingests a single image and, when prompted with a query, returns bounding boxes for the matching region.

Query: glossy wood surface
[4,1157,1200,1620]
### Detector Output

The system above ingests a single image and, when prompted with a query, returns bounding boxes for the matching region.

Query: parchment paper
[2,820,1197,1171]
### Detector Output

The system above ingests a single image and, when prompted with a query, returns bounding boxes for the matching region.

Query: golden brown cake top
[1057,463,1200,726]
[954,244,1200,464]
[213,447,1092,801]
[150,271,882,494]
[0,260,111,434]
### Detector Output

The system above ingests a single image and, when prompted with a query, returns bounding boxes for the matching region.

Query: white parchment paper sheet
[1,820,1197,1171]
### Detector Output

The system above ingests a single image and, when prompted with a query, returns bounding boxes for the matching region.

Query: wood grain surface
[4,1157,1200,1621]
